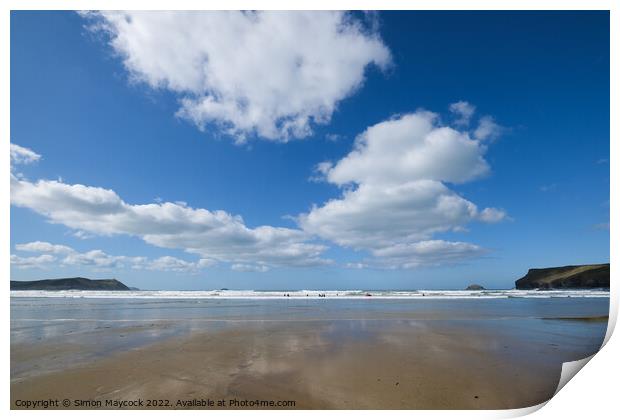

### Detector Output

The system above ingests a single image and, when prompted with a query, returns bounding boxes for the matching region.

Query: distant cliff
[515,264,610,289]
[10,277,130,291]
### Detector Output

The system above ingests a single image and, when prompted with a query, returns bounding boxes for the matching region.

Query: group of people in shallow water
[280,292,373,298]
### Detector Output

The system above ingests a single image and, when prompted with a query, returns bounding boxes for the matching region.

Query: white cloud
[10,143,41,165]
[299,108,506,268]
[448,102,502,141]
[10,254,56,269]
[10,146,331,270]
[369,240,486,269]
[61,249,128,269]
[82,11,391,142]
[231,263,270,273]
[72,230,94,239]
[474,116,502,141]
[11,104,505,273]
[300,180,480,249]
[323,112,490,186]
[449,101,476,126]
[308,161,334,182]
[478,207,508,223]
[12,241,215,273]
[15,241,74,255]
[143,256,215,273]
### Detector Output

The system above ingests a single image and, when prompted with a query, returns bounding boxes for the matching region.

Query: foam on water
[9,289,610,299]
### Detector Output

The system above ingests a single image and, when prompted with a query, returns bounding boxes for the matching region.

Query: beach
[11,294,609,409]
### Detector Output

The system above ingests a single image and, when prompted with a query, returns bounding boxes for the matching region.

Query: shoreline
[11,297,608,409]
[12,317,607,409]
[9,288,611,300]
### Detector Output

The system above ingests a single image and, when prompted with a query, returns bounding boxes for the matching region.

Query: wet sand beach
[11,297,609,409]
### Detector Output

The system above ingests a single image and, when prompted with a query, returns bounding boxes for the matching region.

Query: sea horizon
[10,288,611,299]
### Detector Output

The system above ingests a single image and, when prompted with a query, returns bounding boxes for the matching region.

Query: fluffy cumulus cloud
[11,254,56,269]
[300,181,479,249]
[15,241,74,254]
[11,100,506,273]
[322,111,490,186]
[299,107,507,268]
[370,240,486,269]
[12,241,214,273]
[141,256,215,273]
[10,146,331,271]
[82,11,391,142]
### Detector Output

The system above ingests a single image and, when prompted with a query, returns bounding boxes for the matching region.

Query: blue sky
[10,11,609,290]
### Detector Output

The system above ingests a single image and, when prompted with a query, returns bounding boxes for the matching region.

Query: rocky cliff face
[10,277,130,291]
[515,264,609,289]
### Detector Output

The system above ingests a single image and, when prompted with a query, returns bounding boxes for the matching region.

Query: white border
[2,1,616,419]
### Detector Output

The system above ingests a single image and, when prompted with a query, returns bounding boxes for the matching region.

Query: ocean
[11,290,610,409]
